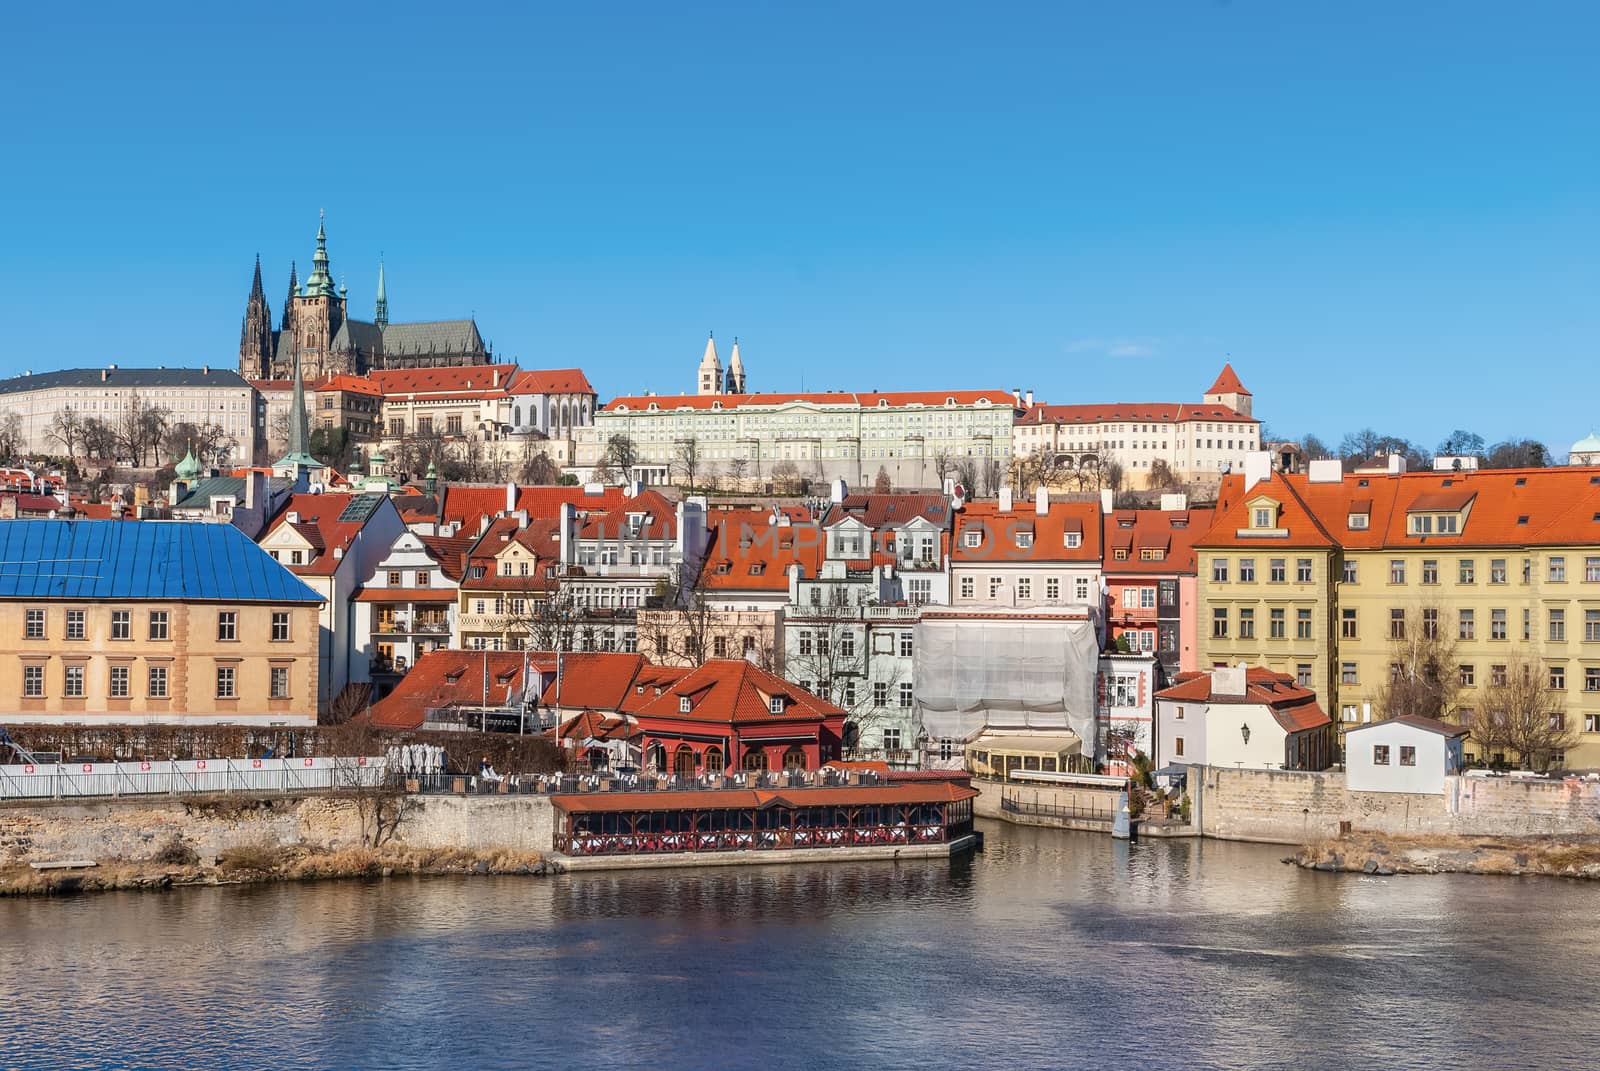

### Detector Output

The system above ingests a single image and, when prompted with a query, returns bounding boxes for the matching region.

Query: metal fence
[0,757,388,801]
[1000,791,1117,824]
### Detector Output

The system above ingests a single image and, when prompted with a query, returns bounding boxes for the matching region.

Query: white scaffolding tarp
[914,614,1100,748]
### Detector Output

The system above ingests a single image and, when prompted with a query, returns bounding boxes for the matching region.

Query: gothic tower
[238,255,274,380]
[374,259,388,326]
[725,337,747,394]
[289,213,347,379]
[697,332,722,395]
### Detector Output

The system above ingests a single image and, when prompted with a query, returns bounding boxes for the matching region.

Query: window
[713,635,728,658]
[1046,578,1060,601]
[1075,578,1091,601]
[873,681,889,706]
[109,665,129,697]
[1373,745,1390,766]
[1239,559,1255,582]
[23,665,43,697]
[1341,662,1358,685]
[1390,608,1406,639]
[149,666,169,698]
[1587,610,1600,642]
[272,612,290,642]
[679,696,692,713]
[1015,531,1033,549]
[1421,559,1438,585]
[216,666,236,699]
[66,610,85,640]
[1341,705,1359,723]
[1296,559,1313,583]
[1490,558,1507,584]
[1550,664,1566,690]
[109,610,131,640]
[1297,663,1312,687]
[882,728,902,752]
[798,631,813,656]
[1269,608,1286,639]
[1211,608,1228,638]
[768,696,784,714]
[1459,664,1475,687]
[1459,559,1475,585]
[840,632,856,658]
[1253,507,1273,529]
[415,571,431,587]
[446,414,463,436]
[1269,559,1286,583]
[217,612,237,642]
[1389,560,1405,584]
[417,416,433,436]
[1017,577,1032,601]
[1296,608,1312,640]
[24,608,44,639]
[1212,559,1229,583]
[960,576,974,599]
[899,632,914,657]
[1550,609,1566,642]
[899,682,914,708]
[1342,560,1358,584]
[64,665,84,697]
[1422,607,1439,640]
[1453,608,1474,641]
[290,550,304,566]
[1588,667,1600,692]
[1487,608,1507,640]
[1065,532,1082,549]
[1550,557,1567,582]
[1588,557,1600,583]
[989,576,1002,600]
[963,530,981,549]
[1399,746,1416,767]
[1587,714,1600,734]
[1491,664,1508,687]
[1238,608,1255,639]
[388,570,402,586]
[1174,737,1185,757]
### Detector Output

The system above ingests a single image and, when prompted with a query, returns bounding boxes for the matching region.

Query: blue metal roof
[0,520,323,603]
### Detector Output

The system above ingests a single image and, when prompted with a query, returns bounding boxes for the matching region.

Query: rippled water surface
[3,822,1598,1070]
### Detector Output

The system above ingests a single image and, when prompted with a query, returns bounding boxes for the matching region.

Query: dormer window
[769,696,784,714]
[750,562,765,575]
[1348,513,1369,530]
[1140,548,1164,561]
[1114,548,1129,561]
[1065,532,1082,548]
[964,529,982,548]
[715,562,731,575]
[1252,507,1274,529]
[679,696,692,713]
[1015,532,1033,549]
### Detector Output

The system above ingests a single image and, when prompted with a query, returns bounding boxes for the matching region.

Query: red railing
[555,823,951,856]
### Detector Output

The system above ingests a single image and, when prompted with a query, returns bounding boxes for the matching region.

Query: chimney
[1012,388,1022,407]
[1388,454,1408,476]
[245,470,266,512]
[101,369,109,382]
[202,364,209,374]
[333,546,344,561]
[492,368,501,388]
[998,486,1013,513]
[286,510,300,524]
[831,477,848,503]
[1099,489,1113,515]
[1159,492,1188,511]
[1212,664,1247,697]
[1024,389,1033,408]
[1035,485,1049,516]
[505,480,517,514]
[1307,458,1342,484]
[1242,451,1273,490]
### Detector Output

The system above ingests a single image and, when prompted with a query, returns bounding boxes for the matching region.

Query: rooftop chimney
[1035,485,1049,516]
[998,486,1013,513]
[1242,451,1273,490]
[1024,389,1033,408]
[505,480,517,514]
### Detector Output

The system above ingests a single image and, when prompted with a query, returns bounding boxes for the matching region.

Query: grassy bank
[1294,832,1600,880]
[0,842,548,898]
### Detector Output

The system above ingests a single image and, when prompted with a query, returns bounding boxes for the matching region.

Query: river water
[2,822,1597,1070]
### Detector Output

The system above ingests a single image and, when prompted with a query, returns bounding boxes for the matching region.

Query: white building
[0,366,260,464]
[1153,665,1335,772]
[1343,715,1467,794]
[354,528,467,698]
[1012,364,1259,490]
[1099,651,1160,775]
[950,487,1104,619]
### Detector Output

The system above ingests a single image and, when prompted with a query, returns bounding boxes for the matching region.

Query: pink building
[1102,501,1214,677]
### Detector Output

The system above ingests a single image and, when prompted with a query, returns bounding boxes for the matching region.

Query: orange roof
[418,533,474,582]
[540,653,651,710]
[442,483,630,532]
[1156,666,1330,733]
[370,364,519,398]
[367,651,549,730]
[265,493,390,576]
[953,499,1102,564]
[559,709,638,743]
[1205,362,1251,396]
[1017,401,1255,425]
[551,780,976,814]
[1200,467,1600,550]
[507,368,595,395]
[703,521,821,591]
[823,493,953,530]
[312,373,384,397]
[631,659,844,724]
[602,389,1013,413]
[1102,507,1216,575]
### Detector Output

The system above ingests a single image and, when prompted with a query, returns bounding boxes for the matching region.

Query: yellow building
[1198,462,1600,769]
[0,521,322,726]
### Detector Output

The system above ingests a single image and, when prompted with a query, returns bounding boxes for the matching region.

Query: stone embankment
[0,793,555,897]
[1292,832,1600,880]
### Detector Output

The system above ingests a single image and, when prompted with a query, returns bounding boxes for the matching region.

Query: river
[2,821,1597,1070]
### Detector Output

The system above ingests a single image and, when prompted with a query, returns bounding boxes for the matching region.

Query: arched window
[703,746,724,774]
[841,721,860,749]
[513,405,522,426]
[587,748,608,771]
[742,749,768,772]
[674,745,697,777]
[782,745,807,771]
[647,743,666,773]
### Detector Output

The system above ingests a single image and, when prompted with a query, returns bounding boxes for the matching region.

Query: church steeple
[697,332,722,396]
[274,341,320,479]
[725,336,747,394]
[301,211,338,298]
[238,255,274,380]
[282,261,298,326]
[374,259,388,326]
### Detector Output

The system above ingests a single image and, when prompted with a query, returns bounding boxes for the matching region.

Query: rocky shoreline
[1292,833,1600,880]
[0,843,549,898]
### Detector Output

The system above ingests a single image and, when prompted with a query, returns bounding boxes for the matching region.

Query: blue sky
[0,2,1594,450]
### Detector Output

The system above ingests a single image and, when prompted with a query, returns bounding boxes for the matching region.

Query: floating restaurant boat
[549,777,978,868]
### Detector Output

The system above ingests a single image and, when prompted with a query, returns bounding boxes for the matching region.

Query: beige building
[0,520,322,726]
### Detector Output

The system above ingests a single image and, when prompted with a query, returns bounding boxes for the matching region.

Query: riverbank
[1293,832,1600,879]
[0,842,548,897]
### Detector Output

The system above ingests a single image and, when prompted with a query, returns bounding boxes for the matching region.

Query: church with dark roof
[239,214,492,381]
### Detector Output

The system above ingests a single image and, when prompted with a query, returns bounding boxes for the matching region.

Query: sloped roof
[418,533,475,582]
[507,368,596,395]
[379,320,487,357]
[441,483,631,532]
[539,653,650,710]
[1016,401,1256,425]
[1345,714,1468,738]
[264,492,393,576]
[1206,362,1251,396]
[370,363,517,398]
[823,493,953,530]
[631,659,844,724]
[953,499,1102,564]
[703,521,823,592]
[603,389,1012,413]
[1102,507,1216,575]
[0,367,251,396]
[368,650,549,730]
[1156,666,1330,733]
[0,520,321,603]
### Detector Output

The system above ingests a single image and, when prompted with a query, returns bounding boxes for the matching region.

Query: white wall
[1345,723,1454,794]
[1156,699,1206,768]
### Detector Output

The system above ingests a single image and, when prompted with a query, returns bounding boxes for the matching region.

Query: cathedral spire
[302,210,338,298]
[239,255,274,380]
[726,336,746,394]
[697,331,722,396]
[274,343,320,477]
[250,254,265,300]
[374,259,388,326]
[283,261,298,324]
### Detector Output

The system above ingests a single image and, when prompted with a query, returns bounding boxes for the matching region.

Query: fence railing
[556,823,951,856]
[1000,791,1117,824]
[0,758,388,801]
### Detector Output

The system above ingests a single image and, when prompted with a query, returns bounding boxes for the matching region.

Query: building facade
[0,521,322,726]
[1102,500,1214,674]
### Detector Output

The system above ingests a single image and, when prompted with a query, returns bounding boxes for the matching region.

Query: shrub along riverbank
[1293,832,1600,880]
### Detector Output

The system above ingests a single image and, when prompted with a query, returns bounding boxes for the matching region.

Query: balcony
[897,557,944,573]
[374,618,452,636]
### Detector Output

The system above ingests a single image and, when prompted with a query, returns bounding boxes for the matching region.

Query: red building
[1102,502,1215,676]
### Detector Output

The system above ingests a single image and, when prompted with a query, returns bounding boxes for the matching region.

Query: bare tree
[771,460,801,495]
[519,440,559,485]
[980,458,1003,498]
[49,408,84,459]
[785,590,904,746]
[672,436,701,490]
[604,434,639,485]
[952,457,977,497]
[1377,604,1460,721]
[81,418,120,463]
[1102,459,1125,494]
[1148,458,1176,490]
[728,455,750,491]
[1475,651,1578,771]
[0,411,23,460]
[118,392,170,468]
[166,420,236,468]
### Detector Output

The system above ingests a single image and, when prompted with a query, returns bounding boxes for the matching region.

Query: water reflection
[1,820,1597,1071]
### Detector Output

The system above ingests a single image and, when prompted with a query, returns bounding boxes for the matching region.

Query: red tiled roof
[702,521,821,592]
[368,651,547,730]
[559,709,638,743]
[1102,508,1216,575]
[540,653,650,711]
[550,780,977,814]
[441,483,630,532]
[507,368,596,395]
[630,659,844,724]
[1205,362,1251,396]
[418,533,474,582]
[602,390,1013,413]
[370,364,520,398]
[1156,667,1330,733]
[265,493,388,576]
[1017,401,1255,425]
[953,500,1102,563]
[312,373,383,397]
[824,493,953,530]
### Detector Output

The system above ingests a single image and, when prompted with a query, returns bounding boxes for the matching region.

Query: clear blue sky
[1,2,1594,451]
